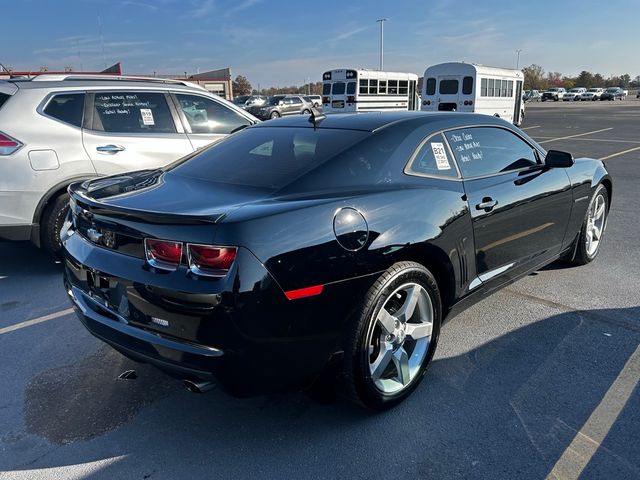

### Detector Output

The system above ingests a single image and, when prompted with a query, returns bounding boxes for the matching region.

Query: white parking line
[547,343,640,480]
[538,128,613,145]
[521,125,541,131]
[599,146,640,161]
[0,308,74,335]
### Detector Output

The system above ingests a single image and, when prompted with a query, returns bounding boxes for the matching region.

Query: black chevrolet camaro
[62,112,612,410]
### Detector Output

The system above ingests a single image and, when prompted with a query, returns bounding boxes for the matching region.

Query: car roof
[5,77,207,93]
[253,111,507,133]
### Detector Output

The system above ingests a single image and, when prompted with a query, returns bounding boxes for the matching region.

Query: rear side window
[43,93,85,127]
[406,134,458,178]
[176,94,251,134]
[444,127,538,178]
[462,77,473,95]
[425,78,436,95]
[92,91,176,133]
[439,79,459,94]
[0,93,10,109]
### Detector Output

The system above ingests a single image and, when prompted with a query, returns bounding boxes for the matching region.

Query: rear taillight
[347,96,355,103]
[0,132,22,155]
[144,238,183,271]
[187,244,237,277]
[322,96,330,104]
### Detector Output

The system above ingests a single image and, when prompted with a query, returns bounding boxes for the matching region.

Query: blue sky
[2,0,637,86]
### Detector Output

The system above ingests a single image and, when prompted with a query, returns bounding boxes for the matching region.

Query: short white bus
[420,62,525,125]
[322,69,419,113]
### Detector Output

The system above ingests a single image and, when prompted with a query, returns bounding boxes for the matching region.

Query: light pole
[515,49,522,70]
[377,18,387,71]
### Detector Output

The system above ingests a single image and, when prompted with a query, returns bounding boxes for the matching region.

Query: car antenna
[308,107,326,129]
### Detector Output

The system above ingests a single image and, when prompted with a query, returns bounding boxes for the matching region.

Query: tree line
[232,66,640,98]
[522,65,640,91]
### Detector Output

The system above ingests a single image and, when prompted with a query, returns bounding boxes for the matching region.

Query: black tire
[302,109,311,115]
[269,111,280,119]
[343,261,442,410]
[41,192,70,255]
[571,184,608,265]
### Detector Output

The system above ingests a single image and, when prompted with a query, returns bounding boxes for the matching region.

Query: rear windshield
[0,93,10,109]
[169,127,369,190]
[332,82,346,95]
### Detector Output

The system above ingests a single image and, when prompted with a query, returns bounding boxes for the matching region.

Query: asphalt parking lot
[1,100,639,479]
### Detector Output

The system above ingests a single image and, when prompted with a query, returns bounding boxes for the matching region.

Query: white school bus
[322,69,419,113]
[420,62,525,125]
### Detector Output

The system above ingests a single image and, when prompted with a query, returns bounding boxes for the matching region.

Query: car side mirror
[545,150,574,168]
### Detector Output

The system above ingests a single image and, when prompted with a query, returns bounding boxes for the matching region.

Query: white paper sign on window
[140,108,155,126]
[431,142,451,170]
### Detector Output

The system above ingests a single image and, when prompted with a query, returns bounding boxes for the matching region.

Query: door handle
[96,144,125,154]
[476,198,498,211]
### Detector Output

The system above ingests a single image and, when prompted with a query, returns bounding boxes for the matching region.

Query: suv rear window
[43,93,85,127]
[92,91,176,133]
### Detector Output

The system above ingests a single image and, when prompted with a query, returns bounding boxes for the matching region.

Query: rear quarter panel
[215,180,474,306]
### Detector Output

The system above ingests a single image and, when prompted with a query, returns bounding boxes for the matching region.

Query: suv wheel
[270,111,280,119]
[41,192,70,255]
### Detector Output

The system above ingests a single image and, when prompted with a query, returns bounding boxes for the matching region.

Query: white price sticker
[140,108,155,126]
[431,142,451,170]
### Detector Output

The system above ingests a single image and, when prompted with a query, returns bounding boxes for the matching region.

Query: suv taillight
[0,132,22,155]
[187,244,237,277]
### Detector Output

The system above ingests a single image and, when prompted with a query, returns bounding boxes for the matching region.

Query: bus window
[322,83,331,95]
[388,80,398,94]
[369,79,378,94]
[508,80,513,97]
[480,78,487,97]
[462,76,473,95]
[426,78,436,95]
[347,82,356,95]
[488,79,495,96]
[359,79,368,94]
[439,79,458,95]
[379,80,387,94]
[399,80,408,95]
[332,82,346,95]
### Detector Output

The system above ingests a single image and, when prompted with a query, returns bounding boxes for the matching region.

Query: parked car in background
[563,87,587,101]
[600,87,626,101]
[580,88,604,101]
[62,111,612,410]
[233,95,266,109]
[524,90,541,102]
[541,88,566,101]
[305,95,322,107]
[246,94,313,120]
[0,74,257,254]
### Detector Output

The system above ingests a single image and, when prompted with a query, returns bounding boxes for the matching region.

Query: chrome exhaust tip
[183,379,215,394]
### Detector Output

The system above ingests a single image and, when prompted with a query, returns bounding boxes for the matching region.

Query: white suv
[0,75,257,253]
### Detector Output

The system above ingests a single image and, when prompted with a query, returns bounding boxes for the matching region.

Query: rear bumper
[62,231,373,393]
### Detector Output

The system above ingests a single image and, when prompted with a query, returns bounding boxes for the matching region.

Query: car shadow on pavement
[6,306,639,479]
[0,241,62,278]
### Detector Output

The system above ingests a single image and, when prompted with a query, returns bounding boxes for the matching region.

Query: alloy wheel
[367,283,434,394]
[586,193,606,257]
